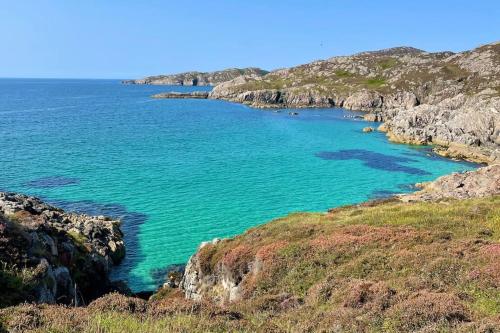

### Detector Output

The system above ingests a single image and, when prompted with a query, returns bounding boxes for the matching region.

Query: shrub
[365,77,386,88]
[385,291,470,332]
[88,293,147,314]
[0,304,42,332]
[342,280,396,311]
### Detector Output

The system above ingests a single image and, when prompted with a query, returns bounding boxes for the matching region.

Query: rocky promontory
[208,42,500,164]
[0,192,125,307]
[400,164,500,202]
[151,91,209,99]
[123,67,268,86]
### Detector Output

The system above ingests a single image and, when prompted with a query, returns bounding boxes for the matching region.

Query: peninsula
[122,67,268,86]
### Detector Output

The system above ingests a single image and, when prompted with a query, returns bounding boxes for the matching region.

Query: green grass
[364,77,387,88]
[334,69,352,77]
[0,264,36,308]
[68,231,88,248]
[378,58,398,69]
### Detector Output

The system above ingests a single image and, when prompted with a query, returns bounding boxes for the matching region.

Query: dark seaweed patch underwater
[315,149,431,175]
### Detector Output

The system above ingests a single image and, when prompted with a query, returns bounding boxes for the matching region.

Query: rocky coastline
[139,43,499,164]
[180,164,500,304]
[0,192,125,307]
[204,42,500,165]
[123,67,268,86]
[1,161,499,332]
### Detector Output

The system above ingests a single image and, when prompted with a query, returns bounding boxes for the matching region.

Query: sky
[1,0,499,79]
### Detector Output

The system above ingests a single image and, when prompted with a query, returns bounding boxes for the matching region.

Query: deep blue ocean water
[0,79,477,290]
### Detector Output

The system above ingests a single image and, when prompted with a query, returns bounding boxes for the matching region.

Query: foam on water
[0,79,478,290]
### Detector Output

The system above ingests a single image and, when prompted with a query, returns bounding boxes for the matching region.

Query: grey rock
[344,90,383,111]
[400,164,500,202]
[151,91,209,99]
[0,192,126,305]
[123,68,268,86]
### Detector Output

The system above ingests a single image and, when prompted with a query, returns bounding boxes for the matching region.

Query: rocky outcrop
[384,92,500,163]
[180,237,263,304]
[2,196,499,332]
[151,91,209,99]
[123,67,268,86]
[180,239,221,302]
[400,164,500,202]
[0,192,125,306]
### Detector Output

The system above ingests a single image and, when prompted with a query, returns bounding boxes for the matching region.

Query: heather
[1,196,498,332]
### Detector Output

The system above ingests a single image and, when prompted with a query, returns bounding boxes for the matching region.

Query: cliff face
[123,67,268,86]
[0,192,125,307]
[209,43,500,163]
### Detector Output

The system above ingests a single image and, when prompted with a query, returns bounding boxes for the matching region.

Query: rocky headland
[122,67,268,86]
[180,165,500,302]
[151,91,209,99]
[207,42,500,164]
[0,192,125,307]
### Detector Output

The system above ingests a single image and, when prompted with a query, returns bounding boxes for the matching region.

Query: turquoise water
[0,79,477,290]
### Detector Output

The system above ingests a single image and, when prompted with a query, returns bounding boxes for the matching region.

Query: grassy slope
[1,196,499,332]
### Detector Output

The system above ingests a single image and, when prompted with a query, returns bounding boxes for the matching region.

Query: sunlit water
[0,79,477,290]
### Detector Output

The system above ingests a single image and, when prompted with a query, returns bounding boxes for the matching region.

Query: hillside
[1,166,499,332]
[122,67,268,86]
[209,42,500,164]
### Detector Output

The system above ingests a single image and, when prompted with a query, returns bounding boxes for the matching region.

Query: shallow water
[0,79,477,290]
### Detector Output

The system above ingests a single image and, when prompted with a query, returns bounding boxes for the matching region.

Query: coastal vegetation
[1,195,499,332]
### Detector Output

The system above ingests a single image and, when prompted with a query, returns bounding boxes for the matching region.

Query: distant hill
[122,67,269,86]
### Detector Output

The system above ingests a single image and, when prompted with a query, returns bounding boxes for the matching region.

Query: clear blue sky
[1,0,499,79]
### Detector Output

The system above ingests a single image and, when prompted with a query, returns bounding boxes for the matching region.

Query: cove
[0,79,478,290]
